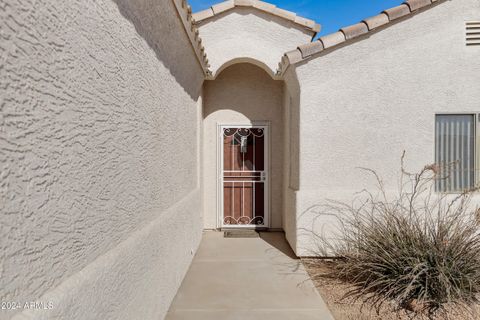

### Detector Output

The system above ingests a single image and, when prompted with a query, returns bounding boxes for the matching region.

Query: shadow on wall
[112,0,203,99]
[203,62,283,119]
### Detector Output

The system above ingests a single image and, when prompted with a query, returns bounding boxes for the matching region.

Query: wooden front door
[221,126,268,227]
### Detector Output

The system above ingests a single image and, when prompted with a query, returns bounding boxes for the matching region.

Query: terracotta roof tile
[320,32,346,49]
[284,49,303,65]
[341,22,369,40]
[298,41,324,58]
[194,8,214,21]
[235,0,254,6]
[405,0,432,11]
[273,7,296,21]
[295,16,318,30]
[212,1,235,15]
[192,0,321,34]
[383,4,411,21]
[363,13,390,31]
[253,1,276,12]
[278,0,444,74]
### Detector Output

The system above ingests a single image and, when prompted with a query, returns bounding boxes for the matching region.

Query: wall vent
[466,21,480,46]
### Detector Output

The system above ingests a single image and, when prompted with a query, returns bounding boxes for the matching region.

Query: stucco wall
[197,7,313,77]
[290,0,480,255]
[282,69,301,250]
[203,63,284,229]
[1,0,204,319]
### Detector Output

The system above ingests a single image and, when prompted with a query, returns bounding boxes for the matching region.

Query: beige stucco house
[1,0,480,319]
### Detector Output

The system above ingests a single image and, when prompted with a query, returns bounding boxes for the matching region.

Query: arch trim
[207,58,283,80]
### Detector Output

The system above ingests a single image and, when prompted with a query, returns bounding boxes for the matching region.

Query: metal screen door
[221,126,269,227]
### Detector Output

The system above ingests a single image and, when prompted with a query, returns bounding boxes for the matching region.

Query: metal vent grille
[466,21,480,46]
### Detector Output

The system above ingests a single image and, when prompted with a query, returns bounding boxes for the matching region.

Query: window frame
[434,112,478,194]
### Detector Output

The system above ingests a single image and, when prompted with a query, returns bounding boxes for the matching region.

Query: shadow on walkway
[166,231,334,320]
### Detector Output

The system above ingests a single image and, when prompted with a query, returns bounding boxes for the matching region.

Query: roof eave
[173,0,211,75]
[192,0,321,35]
[278,0,445,75]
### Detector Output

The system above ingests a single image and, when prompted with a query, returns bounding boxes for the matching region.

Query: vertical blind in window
[435,115,475,192]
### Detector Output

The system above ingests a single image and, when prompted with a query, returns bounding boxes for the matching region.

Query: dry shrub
[313,153,480,318]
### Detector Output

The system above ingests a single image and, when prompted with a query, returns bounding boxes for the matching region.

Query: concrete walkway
[166,231,334,320]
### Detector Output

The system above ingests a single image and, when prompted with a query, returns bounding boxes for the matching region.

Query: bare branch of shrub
[309,153,480,318]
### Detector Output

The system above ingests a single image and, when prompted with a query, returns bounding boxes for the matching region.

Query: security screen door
[221,126,269,227]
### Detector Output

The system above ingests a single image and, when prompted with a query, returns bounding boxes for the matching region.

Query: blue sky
[190,0,404,36]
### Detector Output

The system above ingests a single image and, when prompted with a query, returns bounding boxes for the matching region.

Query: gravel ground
[302,259,480,320]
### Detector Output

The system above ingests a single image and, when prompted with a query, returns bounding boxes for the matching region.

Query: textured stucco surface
[197,7,313,77]
[12,191,201,320]
[3,0,480,317]
[1,0,204,319]
[282,68,301,251]
[288,0,480,256]
[203,63,284,229]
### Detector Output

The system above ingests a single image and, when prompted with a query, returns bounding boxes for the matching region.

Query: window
[435,114,475,192]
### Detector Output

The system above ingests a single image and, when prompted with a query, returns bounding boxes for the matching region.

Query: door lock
[260,172,266,182]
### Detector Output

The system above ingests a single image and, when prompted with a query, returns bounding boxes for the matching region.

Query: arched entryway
[202,62,284,230]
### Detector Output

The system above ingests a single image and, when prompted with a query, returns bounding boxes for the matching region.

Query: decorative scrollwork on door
[222,127,266,227]
[224,216,265,225]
